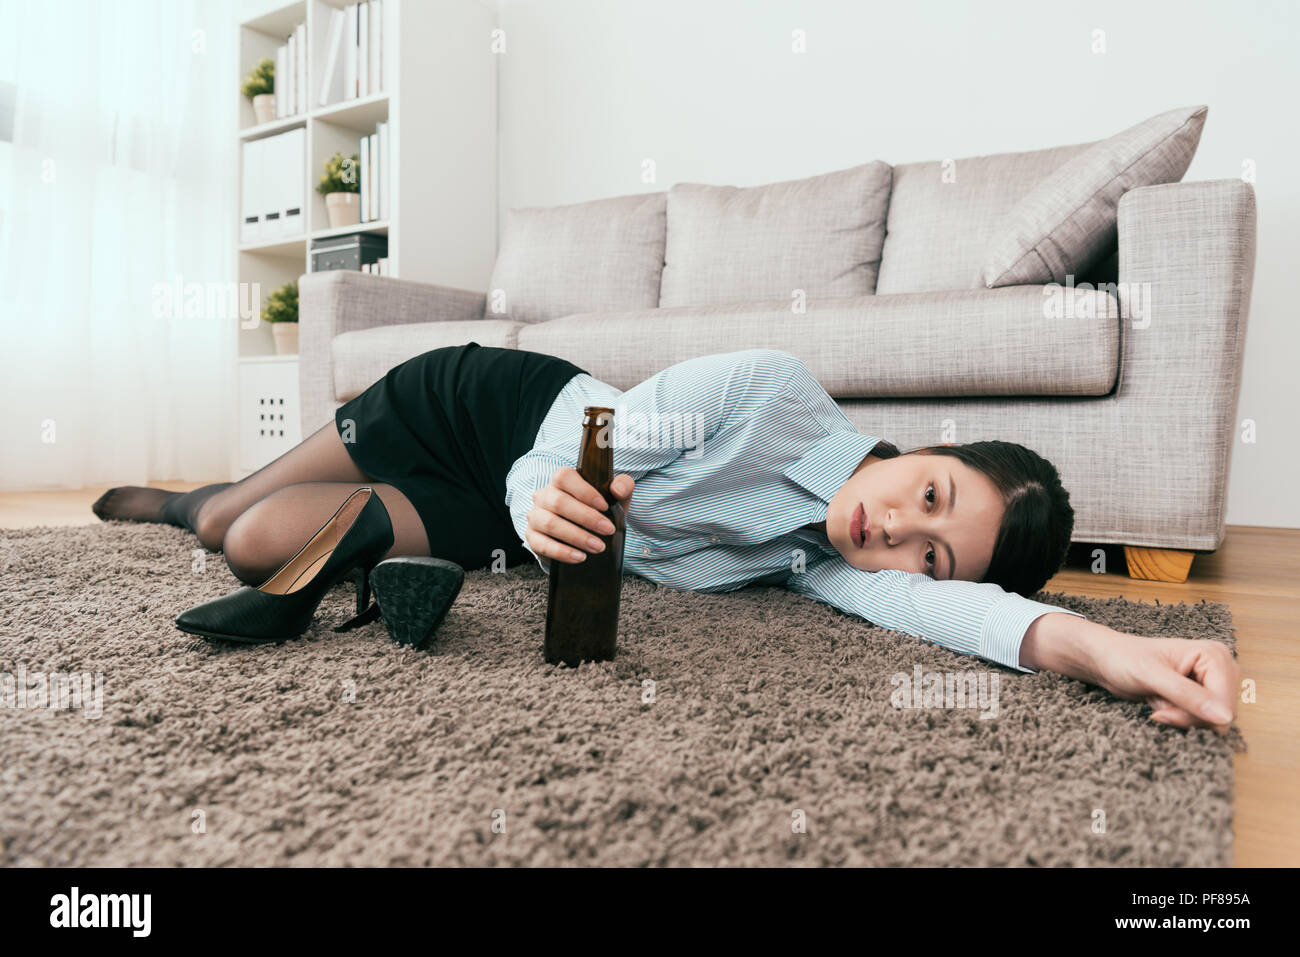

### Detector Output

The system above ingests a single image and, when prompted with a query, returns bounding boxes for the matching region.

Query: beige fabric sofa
[299,115,1256,583]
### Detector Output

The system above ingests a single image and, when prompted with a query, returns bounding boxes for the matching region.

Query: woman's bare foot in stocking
[91,486,181,523]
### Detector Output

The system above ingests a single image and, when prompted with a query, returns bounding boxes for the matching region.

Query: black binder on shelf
[311,232,388,272]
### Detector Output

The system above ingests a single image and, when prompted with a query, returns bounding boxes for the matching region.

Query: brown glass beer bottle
[545,406,625,666]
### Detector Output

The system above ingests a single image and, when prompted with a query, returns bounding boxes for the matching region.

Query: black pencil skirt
[333,341,589,570]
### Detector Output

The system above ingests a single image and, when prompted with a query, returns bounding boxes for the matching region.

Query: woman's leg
[183,422,372,550]
[222,481,431,585]
[93,421,369,549]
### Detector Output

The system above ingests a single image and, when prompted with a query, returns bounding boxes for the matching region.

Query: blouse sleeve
[785,561,1085,673]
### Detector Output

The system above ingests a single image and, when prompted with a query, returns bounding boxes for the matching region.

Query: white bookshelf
[232,0,497,473]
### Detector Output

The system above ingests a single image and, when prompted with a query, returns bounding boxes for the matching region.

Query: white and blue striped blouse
[504,349,1083,673]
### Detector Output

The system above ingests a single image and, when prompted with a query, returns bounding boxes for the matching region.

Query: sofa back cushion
[875,142,1093,295]
[659,161,893,308]
[485,191,666,323]
[982,105,1207,287]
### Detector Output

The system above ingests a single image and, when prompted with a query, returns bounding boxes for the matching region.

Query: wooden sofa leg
[1123,546,1195,583]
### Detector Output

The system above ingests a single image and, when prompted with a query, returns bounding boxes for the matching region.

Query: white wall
[496,0,1300,530]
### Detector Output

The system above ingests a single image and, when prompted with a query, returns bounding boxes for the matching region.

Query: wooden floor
[3,483,1297,867]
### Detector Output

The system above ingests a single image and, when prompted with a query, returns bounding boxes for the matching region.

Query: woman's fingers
[525,506,601,563]
[1101,634,1237,732]
[527,505,606,553]
[525,526,586,564]
[541,474,617,535]
[553,466,609,512]
[611,473,635,507]
[550,466,633,515]
[1149,707,1197,729]
[1098,635,1239,734]
[1191,641,1240,723]
[1142,648,1236,731]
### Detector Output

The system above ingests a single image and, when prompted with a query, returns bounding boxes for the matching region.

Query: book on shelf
[379,119,387,221]
[369,1,383,94]
[344,3,358,100]
[294,23,307,116]
[358,135,369,223]
[358,1,369,98]
[354,120,388,223]
[271,23,306,119]
[319,7,346,105]
[334,1,382,103]
[274,45,287,118]
[286,30,295,117]
[367,131,378,220]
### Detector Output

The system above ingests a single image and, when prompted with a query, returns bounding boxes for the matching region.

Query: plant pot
[252,94,276,124]
[325,191,361,228]
[271,322,299,355]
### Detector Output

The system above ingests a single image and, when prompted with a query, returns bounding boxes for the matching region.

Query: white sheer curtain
[0,0,237,490]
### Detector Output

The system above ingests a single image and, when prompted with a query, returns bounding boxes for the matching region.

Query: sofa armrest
[298,271,487,434]
[1115,178,1256,546]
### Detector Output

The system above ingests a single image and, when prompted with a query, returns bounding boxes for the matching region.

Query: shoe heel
[368,557,465,649]
[332,567,382,632]
[356,566,372,614]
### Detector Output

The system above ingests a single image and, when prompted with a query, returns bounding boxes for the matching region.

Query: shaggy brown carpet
[0,522,1244,866]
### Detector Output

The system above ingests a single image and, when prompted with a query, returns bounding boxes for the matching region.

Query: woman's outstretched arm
[785,561,1087,674]
[786,562,1238,733]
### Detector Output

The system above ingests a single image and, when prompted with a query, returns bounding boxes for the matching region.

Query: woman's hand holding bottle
[526,467,634,564]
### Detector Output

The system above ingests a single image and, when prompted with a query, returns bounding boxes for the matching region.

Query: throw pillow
[659,161,893,308]
[981,105,1207,288]
[485,191,666,323]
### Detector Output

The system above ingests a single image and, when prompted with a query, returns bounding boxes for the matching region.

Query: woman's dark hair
[875,439,1074,598]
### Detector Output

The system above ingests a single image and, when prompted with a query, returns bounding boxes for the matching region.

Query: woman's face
[826,450,1005,582]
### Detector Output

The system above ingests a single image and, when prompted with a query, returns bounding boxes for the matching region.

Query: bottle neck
[577,412,614,500]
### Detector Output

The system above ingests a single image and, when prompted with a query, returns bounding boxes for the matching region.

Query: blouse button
[709,535,719,543]
[640,546,651,556]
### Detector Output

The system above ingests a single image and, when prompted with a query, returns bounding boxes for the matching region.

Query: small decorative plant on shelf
[262,280,299,355]
[318,151,361,228]
[241,57,276,125]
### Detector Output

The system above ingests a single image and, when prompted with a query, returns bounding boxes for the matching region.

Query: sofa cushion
[485,192,665,323]
[982,105,1207,288]
[876,143,1093,295]
[517,287,1119,398]
[658,161,893,308]
[332,320,523,401]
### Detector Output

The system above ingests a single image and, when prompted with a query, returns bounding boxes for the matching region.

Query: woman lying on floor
[94,343,1238,733]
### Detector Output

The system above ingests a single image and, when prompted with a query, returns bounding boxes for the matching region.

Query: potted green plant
[241,57,276,125]
[262,280,299,355]
[318,151,361,228]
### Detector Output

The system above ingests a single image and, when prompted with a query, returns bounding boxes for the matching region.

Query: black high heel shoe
[174,486,394,644]
[368,557,465,649]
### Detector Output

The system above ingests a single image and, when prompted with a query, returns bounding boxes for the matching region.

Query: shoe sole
[176,625,298,645]
[368,557,464,649]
